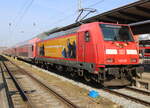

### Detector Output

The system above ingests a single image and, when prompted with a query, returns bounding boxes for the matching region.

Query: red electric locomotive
[34,22,143,86]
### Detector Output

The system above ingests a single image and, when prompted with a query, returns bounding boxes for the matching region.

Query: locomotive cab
[98,23,143,85]
[79,22,143,86]
[100,23,139,65]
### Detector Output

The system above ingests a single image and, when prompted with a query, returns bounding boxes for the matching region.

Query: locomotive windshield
[100,24,134,41]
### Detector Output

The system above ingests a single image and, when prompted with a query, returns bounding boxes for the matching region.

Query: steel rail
[8,59,80,108]
[126,86,150,96]
[0,63,14,108]
[2,61,35,108]
[104,89,150,106]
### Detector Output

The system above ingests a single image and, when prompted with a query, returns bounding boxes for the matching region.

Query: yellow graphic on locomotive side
[38,35,77,58]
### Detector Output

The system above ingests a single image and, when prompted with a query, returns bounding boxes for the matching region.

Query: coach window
[85,31,90,42]
[31,45,34,51]
[145,49,150,53]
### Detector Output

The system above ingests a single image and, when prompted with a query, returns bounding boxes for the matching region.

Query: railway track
[0,61,34,108]
[29,60,150,107]
[19,61,150,107]
[0,62,14,108]
[104,88,150,107]
[25,59,150,107]
[125,86,150,96]
[3,55,150,108]
[0,57,80,108]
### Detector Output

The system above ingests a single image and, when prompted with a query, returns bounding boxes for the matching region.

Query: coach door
[28,45,33,58]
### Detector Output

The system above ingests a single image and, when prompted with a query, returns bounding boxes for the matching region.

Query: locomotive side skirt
[34,57,95,72]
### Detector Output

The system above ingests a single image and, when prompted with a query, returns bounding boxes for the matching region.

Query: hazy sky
[0,0,138,47]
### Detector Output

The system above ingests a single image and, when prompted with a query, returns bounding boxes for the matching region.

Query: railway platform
[134,68,150,90]
[142,72,150,81]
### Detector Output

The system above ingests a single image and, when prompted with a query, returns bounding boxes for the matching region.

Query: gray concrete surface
[0,73,9,108]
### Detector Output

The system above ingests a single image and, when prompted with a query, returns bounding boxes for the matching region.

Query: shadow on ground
[144,64,150,73]
[0,55,8,62]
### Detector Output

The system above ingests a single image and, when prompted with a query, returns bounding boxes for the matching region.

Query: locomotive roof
[44,27,79,40]
[32,27,60,40]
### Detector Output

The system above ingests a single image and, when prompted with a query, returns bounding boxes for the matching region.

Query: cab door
[77,31,92,62]
[77,32,85,62]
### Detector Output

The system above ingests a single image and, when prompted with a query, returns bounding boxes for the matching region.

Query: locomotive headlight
[130,58,137,63]
[106,49,117,54]
[106,58,114,63]
[124,43,128,46]
[127,49,137,55]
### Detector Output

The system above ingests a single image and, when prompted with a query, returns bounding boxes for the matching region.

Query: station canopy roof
[83,0,150,24]
[49,0,150,35]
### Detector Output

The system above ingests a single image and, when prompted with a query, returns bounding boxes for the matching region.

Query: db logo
[119,49,125,54]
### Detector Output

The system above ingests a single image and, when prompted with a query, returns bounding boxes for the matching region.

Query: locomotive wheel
[84,72,91,82]
[69,68,78,78]
[55,65,63,72]
[70,71,76,77]
[45,65,49,70]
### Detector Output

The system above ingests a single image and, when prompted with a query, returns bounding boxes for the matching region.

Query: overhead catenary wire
[87,0,105,7]
[12,0,106,41]
[12,0,105,34]
[7,0,35,47]
[16,0,34,27]
[12,0,30,24]
[8,0,29,46]
[45,8,78,29]
[53,0,105,25]
[46,0,104,28]
[47,0,105,27]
